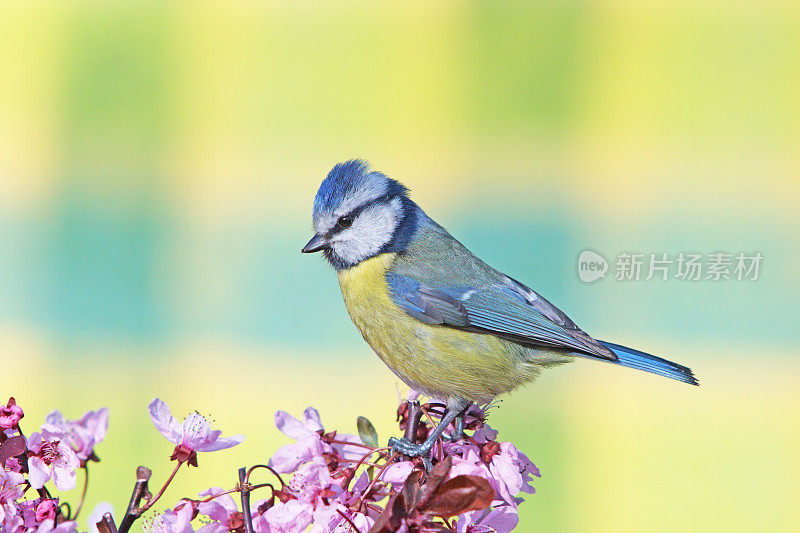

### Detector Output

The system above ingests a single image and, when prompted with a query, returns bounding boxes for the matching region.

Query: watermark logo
[577,250,609,283]
[577,250,762,283]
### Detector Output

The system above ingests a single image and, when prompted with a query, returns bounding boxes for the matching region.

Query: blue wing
[385,271,616,360]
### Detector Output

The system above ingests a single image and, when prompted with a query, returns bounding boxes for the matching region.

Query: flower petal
[263,500,313,533]
[457,506,519,533]
[328,433,366,462]
[79,408,109,444]
[52,457,78,491]
[197,434,244,452]
[148,399,182,444]
[382,462,415,486]
[268,435,323,473]
[302,408,324,433]
[196,524,227,533]
[274,411,314,440]
[27,457,51,489]
[44,410,66,428]
[198,487,239,520]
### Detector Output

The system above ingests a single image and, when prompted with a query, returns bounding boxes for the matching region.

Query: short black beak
[302,234,327,253]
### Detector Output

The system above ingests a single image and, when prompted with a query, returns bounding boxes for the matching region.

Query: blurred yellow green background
[2,1,799,532]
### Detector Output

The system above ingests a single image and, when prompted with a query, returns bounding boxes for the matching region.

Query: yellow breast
[337,254,540,402]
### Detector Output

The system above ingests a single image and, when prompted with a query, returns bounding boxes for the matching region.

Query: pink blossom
[443,422,540,504]
[34,499,57,524]
[262,499,313,533]
[326,433,367,464]
[381,461,415,486]
[143,500,196,533]
[0,473,25,532]
[0,468,25,504]
[0,502,24,532]
[196,487,266,533]
[287,457,340,507]
[268,409,365,473]
[448,452,491,480]
[249,499,272,533]
[26,425,81,491]
[274,408,324,439]
[19,498,60,528]
[486,442,540,498]
[0,397,23,430]
[269,409,326,472]
[148,399,244,466]
[269,434,325,474]
[45,407,108,462]
[309,503,374,533]
[456,506,519,533]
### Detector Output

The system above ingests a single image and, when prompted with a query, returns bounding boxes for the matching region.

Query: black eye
[337,215,353,229]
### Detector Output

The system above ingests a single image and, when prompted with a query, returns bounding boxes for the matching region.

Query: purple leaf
[369,493,407,533]
[420,475,495,518]
[0,435,26,463]
[418,455,452,509]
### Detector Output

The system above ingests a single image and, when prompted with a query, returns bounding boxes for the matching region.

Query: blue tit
[302,160,698,460]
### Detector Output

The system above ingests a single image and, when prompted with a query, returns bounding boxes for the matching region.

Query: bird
[302,160,698,461]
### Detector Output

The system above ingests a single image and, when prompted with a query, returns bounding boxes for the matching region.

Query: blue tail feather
[596,340,699,386]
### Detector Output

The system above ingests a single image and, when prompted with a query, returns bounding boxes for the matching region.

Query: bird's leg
[442,411,465,442]
[388,398,471,463]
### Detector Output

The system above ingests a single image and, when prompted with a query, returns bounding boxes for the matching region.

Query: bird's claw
[388,436,426,457]
[388,437,433,471]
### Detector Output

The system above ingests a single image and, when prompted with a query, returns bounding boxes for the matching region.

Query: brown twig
[96,513,119,533]
[117,466,152,533]
[404,401,423,444]
[239,467,254,533]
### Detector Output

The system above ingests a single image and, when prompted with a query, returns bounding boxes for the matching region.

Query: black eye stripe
[325,193,396,237]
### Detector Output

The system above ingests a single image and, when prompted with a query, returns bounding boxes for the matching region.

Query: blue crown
[314,160,408,215]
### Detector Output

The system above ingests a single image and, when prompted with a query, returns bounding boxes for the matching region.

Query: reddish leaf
[0,435,26,463]
[420,475,495,518]
[369,493,407,533]
[418,455,452,509]
[401,469,423,513]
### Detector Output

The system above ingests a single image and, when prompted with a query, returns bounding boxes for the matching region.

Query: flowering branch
[0,393,539,532]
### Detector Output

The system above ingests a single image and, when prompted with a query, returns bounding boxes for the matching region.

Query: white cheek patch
[331,197,402,265]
